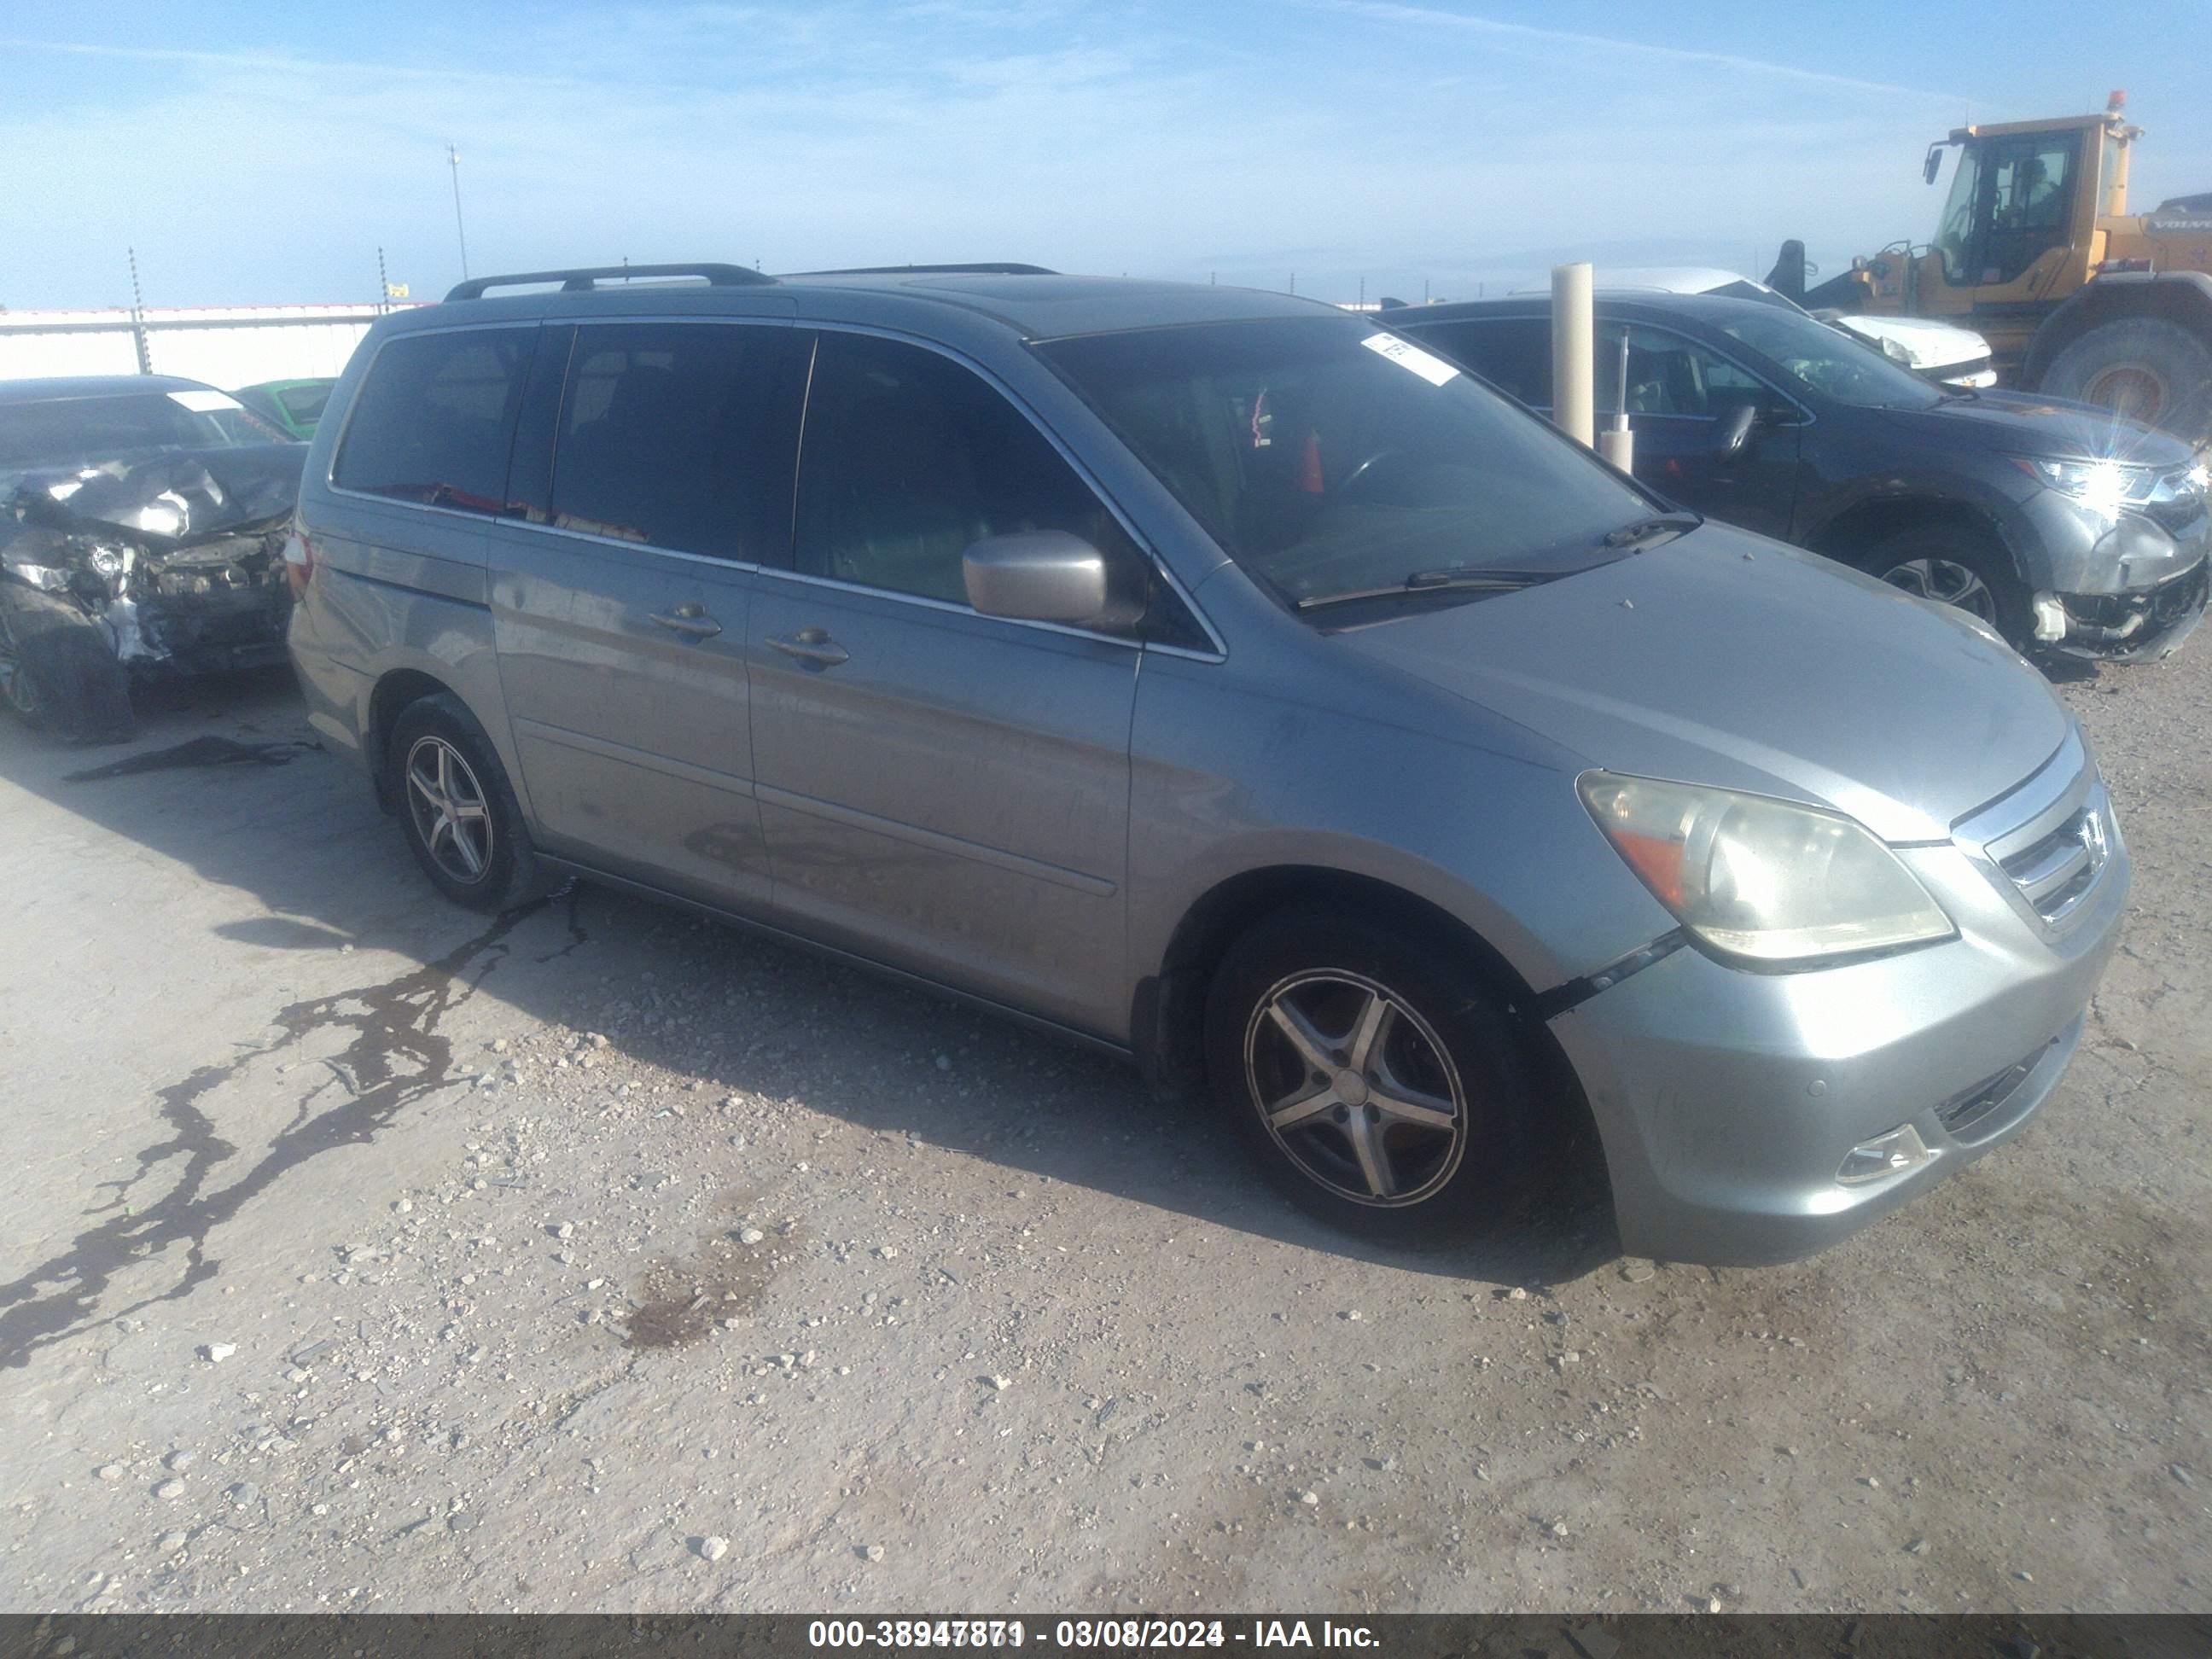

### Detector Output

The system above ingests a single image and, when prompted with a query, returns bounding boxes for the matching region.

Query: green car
[230,377,336,440]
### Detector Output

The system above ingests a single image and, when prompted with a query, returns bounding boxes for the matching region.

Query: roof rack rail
[444,264,777,301]
[783,263,1060,277]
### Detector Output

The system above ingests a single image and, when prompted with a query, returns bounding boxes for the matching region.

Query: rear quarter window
[546,322,807,561]
[1401,318,1553,408]
[333,327,535,514]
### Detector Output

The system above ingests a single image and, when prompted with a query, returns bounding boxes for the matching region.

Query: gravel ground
[0,649,2205,1616]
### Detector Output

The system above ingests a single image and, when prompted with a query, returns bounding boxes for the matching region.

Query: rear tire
[1857,522,2032,649]
[387,693,545,911]
[2039,317,2212,447]
[1202,905,1553,1244]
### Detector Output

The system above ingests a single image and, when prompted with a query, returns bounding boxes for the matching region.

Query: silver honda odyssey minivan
[287,262,2129,1265]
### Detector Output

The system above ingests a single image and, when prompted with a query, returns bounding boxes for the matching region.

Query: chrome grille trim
[1951,727,2116,934]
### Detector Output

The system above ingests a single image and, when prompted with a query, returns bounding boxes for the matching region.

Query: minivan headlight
[1578,773,1954,966]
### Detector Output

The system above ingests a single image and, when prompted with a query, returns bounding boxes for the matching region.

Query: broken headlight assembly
[1578,772,1955,967]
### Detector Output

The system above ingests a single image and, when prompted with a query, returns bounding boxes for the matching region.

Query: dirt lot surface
[0,653,2206,1618]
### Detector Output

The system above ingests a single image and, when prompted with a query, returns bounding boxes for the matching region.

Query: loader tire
[2040,317,2212,446]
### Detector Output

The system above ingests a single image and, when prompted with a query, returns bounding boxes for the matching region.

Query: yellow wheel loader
[1769,92,2212,446]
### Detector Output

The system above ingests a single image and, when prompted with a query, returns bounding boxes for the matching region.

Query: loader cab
[1898,110,2136,352]
[1934,130,2081,289]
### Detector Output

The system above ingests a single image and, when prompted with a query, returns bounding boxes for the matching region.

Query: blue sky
[4,1,2208,309]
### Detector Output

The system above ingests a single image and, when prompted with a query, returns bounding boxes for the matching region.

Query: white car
[1510,267,1998,389]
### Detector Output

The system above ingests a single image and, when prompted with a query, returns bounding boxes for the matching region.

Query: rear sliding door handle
[768,627,850,667]
[649,601,722,638]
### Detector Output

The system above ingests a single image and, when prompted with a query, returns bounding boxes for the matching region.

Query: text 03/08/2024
[806,1622,1381,1650]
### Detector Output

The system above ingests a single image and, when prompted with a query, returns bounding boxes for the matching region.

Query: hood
[1832,312,1989,370]
[1876,389,2195,468]
[1332,522,2070,843]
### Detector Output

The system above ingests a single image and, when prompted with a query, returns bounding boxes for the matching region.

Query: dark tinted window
[548,323,806,561]
[1405,318,1551,407]
[795,332,1140,606]
[334,327,533,513]
[1417,317,1790,418]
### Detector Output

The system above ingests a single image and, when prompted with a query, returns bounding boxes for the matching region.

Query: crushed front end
[2019,456,2210,663]
[2053,557,2209,661]
[1,445,302,732]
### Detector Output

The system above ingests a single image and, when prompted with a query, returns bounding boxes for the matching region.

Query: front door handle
[649,601,722,638]
[768,627,850,667]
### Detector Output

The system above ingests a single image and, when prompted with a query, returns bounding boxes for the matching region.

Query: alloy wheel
[1242,969,1468,1207]
[404,735,494,886]
[1879,556,1998,622]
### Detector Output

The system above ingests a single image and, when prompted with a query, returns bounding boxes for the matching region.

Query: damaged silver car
[0,375,305,740]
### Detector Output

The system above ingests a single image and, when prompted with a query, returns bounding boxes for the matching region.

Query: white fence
[0,303,426,390]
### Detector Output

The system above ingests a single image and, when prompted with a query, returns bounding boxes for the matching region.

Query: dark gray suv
[1388,293,2209,661]
[288,263,2129,1265]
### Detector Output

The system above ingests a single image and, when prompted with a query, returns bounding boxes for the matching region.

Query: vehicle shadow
[0,672,1620,1335]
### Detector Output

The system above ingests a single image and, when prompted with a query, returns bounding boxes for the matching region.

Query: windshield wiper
[1601,515,1699,549]
[1293,568,1563,611]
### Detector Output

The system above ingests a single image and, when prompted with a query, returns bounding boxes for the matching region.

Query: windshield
[0,391,287,470]
[1708,306,1945,410]
[1039,316,1656,608]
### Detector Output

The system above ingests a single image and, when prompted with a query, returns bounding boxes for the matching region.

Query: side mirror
[1711,403,1758,458]
[1923,144,1944,185]
[963,530,1109,625]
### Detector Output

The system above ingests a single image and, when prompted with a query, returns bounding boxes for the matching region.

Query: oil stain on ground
[63,735,320,782]
[0,902,540,1369]
[623,1225,784,1350]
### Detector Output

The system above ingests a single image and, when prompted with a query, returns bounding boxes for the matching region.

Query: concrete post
[1551,262,1593,447]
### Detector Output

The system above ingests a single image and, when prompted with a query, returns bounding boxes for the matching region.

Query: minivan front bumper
[1546,780,2128,1266]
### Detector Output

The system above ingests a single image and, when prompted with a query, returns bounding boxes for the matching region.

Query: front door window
[1976,135,2079,286]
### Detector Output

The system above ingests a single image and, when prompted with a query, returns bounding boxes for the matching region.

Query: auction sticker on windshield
[167,388,246,412]
[1360,332,1460,387]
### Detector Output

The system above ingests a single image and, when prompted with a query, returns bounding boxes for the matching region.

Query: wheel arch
[2019,271,2212,388]
[1131,864,1597,1158]
[1807,492,2024,585]
[364,667,460,812]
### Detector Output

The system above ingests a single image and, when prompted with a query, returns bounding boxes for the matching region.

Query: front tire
[2039,317,2212,447]
[388,693,544,911]
[0,588,135,743]
[1857,523,2032,648]
[1203,905,1549,1243]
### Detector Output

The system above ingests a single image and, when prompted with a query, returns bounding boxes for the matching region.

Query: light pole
[447,143,470,281]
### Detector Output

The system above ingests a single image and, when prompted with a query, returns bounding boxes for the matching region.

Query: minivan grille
[1950,729,2115,933]
[1997,803,2106,922]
